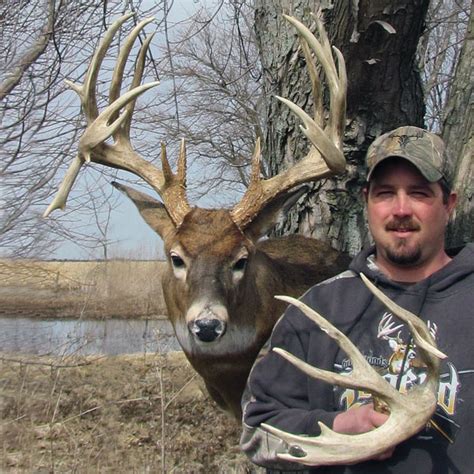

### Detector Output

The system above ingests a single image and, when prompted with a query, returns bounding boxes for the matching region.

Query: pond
[0,317,181,356]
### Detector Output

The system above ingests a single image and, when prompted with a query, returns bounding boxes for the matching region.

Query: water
[0,317,181,356]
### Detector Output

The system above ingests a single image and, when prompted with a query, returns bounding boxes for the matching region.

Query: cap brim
[367,154,444,183]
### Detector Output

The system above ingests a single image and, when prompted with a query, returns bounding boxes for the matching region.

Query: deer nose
[189,318,226,342]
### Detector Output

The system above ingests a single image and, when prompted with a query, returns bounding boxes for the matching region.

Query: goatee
[386,241,422,266]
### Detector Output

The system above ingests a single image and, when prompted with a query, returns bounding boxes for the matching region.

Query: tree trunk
[444,5,473,248]
[255,0,428,255]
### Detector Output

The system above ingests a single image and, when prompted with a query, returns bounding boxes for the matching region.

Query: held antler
[44,13,191,226]
[230,13,347,229]
[262,273,447,466]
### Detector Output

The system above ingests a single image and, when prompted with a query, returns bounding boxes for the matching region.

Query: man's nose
[393,192,413,216]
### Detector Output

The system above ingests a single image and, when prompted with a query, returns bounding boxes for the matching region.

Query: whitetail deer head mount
[43,11,347,341]
[43,12,349,418]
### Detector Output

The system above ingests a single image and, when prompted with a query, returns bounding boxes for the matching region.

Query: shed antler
[262,273,447,466]
[44,13,191,226]
[230,13,347,229]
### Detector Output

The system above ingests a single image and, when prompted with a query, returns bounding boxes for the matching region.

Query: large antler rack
[44,13,191,227]
[262,273,447,466]
[230,14,347,230]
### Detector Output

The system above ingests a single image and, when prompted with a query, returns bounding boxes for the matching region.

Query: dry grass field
[0,258,168,319]
[1,260,262,471]
[1,351,260,473]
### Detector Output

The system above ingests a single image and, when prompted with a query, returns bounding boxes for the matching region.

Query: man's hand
[333,403,395,461]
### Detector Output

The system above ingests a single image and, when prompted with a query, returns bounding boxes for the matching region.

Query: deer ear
[244,186,308,241]
[112,181,176,238]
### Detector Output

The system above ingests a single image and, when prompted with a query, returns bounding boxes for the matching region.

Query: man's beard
[384,218,422,266]
[385,241,422,266]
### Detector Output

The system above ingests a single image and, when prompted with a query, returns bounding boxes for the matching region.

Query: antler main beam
[262,273,446,466]
[44,13,191,226]
[230,13,347,229]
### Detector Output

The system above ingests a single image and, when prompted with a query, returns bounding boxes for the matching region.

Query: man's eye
[410,191,429,198]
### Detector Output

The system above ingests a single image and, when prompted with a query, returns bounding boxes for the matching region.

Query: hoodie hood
[349,243,474,295]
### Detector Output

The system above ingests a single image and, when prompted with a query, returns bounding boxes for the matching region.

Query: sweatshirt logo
[335,312,462,442]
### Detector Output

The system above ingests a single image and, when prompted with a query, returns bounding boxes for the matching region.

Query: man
[240,126,474,472]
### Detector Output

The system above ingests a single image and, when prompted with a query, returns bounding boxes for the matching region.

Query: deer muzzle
[186,303,228,343]
[188,317,226,342]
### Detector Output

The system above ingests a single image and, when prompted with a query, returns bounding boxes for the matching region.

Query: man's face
[365,158,456,270]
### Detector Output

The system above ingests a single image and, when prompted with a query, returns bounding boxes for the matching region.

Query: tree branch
[0,0,56,101]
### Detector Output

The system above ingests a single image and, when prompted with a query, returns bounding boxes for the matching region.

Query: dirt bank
[0,259,168,319]
[1,351,261,472]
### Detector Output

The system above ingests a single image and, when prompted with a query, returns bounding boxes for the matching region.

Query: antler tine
[280,14,346,168]
[261,283,446,466]
[273,295,403,395]
[109,17,155,130]
[82,12,137,121]
[230,15,346,230]
[43,13,138,218]
[304,11,347,144]
[44,13,191,226]
[301,38,323,126]
[359,274,447,360]
[45,80,160,218]
[159,141,190,225]
[43,157,83,217]
[78,81,159,158]
[249,137,262,183]
[122,32,155,138]
[177,138,187,186]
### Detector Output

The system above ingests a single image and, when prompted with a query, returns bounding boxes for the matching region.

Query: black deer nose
[189,318,226,342]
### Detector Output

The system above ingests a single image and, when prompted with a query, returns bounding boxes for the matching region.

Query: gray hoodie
[241,243,474,473]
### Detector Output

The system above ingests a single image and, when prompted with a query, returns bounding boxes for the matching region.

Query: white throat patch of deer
[45,12,349,418]
[262,274,447,466]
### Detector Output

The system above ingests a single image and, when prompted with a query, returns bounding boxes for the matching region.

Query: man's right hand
[333,403,395,461]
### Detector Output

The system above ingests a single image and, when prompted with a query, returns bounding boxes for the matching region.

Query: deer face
[164,208,253,346]
[113,182,308,354]
[111,183,258,350]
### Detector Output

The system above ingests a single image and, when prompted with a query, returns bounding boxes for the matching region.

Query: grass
[1,352,259,472]
[1,259,262,471]
[0,259,168,319]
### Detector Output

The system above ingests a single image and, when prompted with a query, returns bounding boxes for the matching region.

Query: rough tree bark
[255,0,429,255]
[444,5,473,248]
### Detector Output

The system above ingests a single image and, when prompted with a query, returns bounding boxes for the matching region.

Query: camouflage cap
[366,126,453,188]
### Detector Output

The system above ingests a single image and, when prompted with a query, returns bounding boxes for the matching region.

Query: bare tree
[255,0,428,255]
[0,1,164,258]
[443,3,473,247]
[0,0,260,257]
[154,1,262,204]
[0,0,100,257]
[0,0,56,101]
[419,0,470,131]
[1,0,470,259]
[419,0,472,248]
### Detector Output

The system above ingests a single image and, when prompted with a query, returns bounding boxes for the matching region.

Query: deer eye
[170,253,185,269]
[233,257,248,272]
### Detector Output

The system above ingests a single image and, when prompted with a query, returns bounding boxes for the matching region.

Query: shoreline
[0,258,168,320]
[0,306,168,321]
